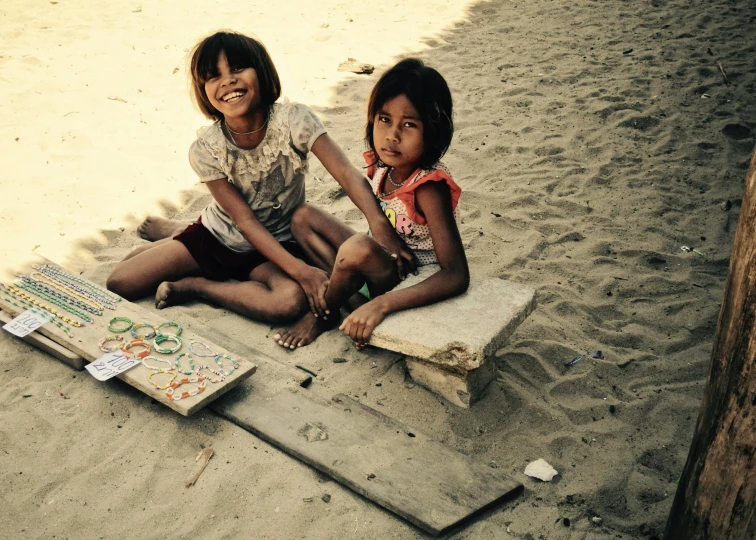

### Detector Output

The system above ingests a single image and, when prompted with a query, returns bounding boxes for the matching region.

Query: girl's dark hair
[365,58,453,169]
[190,31,281,121]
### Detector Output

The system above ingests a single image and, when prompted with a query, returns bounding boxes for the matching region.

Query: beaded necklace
[1,290,74,337]
[12,282,92,323]
[4,284,84,327]
[25,272,105,313]
[18,275,102,315]
[32,264,120,308]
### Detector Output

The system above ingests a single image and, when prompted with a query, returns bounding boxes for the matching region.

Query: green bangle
[154,333,182,354]
[156,321,182,337]
[174,353,195,375]
[108,316,133,333]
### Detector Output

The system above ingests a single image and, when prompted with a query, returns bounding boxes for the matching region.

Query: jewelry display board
[0,256,256,416]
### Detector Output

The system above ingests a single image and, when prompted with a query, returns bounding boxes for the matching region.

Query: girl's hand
[370,220,417,279]
[339,299,387,348]
[294,264,330,319]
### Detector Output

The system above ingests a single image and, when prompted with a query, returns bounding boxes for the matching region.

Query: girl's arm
[311,134,417,278]
[339,181,470,346]
[205,179,330,317]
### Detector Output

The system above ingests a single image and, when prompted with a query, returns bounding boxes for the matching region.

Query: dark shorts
[174,218,306,282]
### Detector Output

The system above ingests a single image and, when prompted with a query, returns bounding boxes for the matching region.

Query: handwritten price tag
[3,309,47,337]
[86,351,141,381]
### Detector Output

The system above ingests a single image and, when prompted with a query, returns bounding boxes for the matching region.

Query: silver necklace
[386,168,404,188]
[225,114,269,136]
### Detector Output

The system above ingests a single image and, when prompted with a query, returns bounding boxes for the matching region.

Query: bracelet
[98,335,124,353]
[108,316,133,333]
[197,366,225,384]
[121,339,151,359]
[141,355,173,371]
[213,354,239,376]
[165,377,207,401]
[154,333,182,354]
[174,353,195,375]
[189,340,215,357]
[147,369,177,390]
[156,321,182,337]
[131,322,156,340]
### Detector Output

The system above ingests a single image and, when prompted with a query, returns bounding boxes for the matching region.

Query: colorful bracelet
[165,377,207,401]
[121,339,151,359]
[98,335,124,353]
[214,354,239,376]
[147,369,177,390]
[174,353,195,375]
[131,322,156,340]
[141,355,173,371]
[154,333,182,354]
[156,321,182,337]
[197,366,225,384]
[189,340,215,357]
[108,316,133,333]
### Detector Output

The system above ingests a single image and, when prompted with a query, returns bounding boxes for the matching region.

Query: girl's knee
[336,234,379,270]
[268,288,307,322]
[106,268,135,299]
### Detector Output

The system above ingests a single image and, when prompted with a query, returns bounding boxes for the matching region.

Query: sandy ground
[1,0,756,538]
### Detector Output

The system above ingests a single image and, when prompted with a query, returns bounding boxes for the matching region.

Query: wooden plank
[664,146,756,538]
[0,256,256,416]
[0,308,85,370]
[211,385,523,535]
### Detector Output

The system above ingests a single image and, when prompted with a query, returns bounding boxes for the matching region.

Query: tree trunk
[664,148,756,539]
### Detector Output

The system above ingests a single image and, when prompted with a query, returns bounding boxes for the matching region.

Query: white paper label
[86,351,141,381]
[3,309,47,337]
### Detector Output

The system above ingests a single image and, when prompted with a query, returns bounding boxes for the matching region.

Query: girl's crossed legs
[107,219,308,323]
[273,204,400,349]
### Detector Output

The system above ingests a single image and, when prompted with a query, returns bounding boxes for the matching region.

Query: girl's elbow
[451,266,470,295]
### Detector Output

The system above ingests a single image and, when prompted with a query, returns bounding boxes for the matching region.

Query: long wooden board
[211,385,523,535]
[0,257,256,416]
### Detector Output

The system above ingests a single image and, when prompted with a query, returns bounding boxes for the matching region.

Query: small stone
[332,357,347,363]
[524,458,558,481]
[322,494,331,503]
[367,473,376,480]
[720,200,732,211]
[303,497,313,502]
[592,516,603,526]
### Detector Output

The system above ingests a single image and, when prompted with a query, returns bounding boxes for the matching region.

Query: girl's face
[204,51,261,121]
[372,94,424,178]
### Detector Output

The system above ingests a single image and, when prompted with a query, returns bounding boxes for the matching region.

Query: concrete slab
[370,268,536,371]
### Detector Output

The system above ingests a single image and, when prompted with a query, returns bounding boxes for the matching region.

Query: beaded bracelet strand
[98,335,125,353]
[174,353,195,375]
[0,292,74,337]
[19,275,103,315]
[147,369,177,390]
[26,272,106,311]
[131,322,156,340]
[189,340,215,357]
[108,316,133,333]
[141,355,173,371]
[165,376,207,401]
[121,339,151,359]
[197,365,225,383]
[33,264,121,305]
[154,333,182,354]
[32,265,121,310]
[4,285,84,327]
[11,282,92,323]
[156,321,182,337]
[213,354,239,376]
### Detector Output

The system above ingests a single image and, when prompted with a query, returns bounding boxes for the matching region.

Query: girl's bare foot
[273,311,338,349]
[155,279,197,309]
[138,216,192,241]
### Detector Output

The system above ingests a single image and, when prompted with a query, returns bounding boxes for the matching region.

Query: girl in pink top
[274,58,469,349]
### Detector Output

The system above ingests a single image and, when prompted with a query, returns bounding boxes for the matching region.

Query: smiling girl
[106,31,413,322]
[273,58,469,349]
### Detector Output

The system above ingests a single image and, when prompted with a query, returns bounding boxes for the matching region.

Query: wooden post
[664,148,756,539]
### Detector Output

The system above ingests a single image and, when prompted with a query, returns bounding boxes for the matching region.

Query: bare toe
[138,216,191,241]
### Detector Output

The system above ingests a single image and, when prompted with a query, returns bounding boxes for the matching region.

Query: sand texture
[1,0,755,538]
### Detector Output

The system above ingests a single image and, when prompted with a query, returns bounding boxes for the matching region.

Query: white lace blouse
[188,101,326,252]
